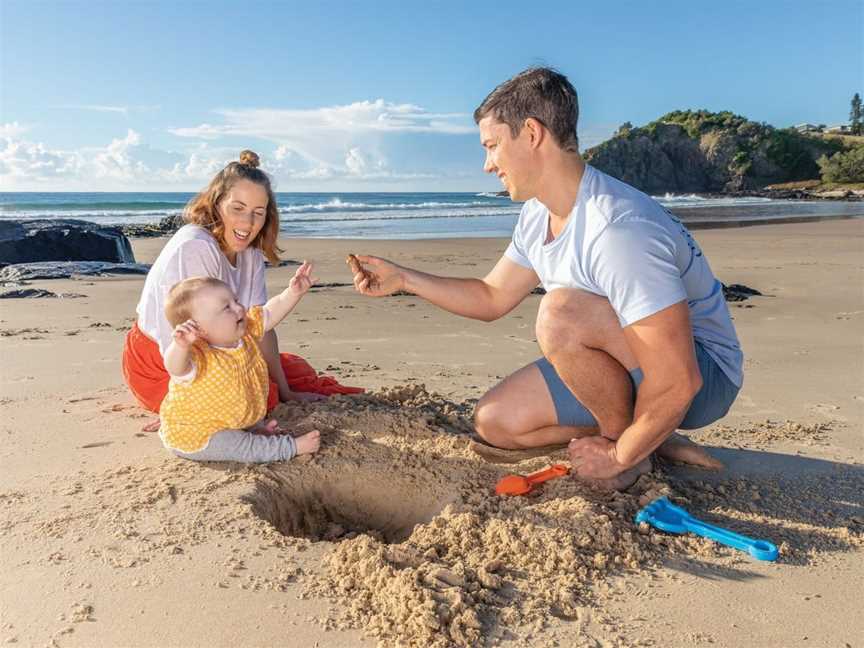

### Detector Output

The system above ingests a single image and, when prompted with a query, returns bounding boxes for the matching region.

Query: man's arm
[353,254,540,322]
[614,300,703,466]
[568,300,703,479]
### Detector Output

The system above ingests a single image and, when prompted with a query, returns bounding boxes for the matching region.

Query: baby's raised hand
[288,261,315,295]
[172,319,202,348]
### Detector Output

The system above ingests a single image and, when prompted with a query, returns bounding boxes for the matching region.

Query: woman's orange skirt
[122,322,363,413]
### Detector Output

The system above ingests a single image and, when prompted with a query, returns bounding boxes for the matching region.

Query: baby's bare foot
[295,430,321,455]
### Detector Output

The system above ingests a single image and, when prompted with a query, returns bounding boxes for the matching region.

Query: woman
[123,150,361,417]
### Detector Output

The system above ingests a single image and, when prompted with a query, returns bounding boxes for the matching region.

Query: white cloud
[0,132,81,180]
[0,128,184,189]
[0,93,485,189]
[58,104,162,116]
[169,99,474,141]
[0,122,30,139]
[91,130,147,179]
[344,147,369,175]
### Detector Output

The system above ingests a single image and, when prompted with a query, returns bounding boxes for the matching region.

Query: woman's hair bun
[238,150,260,168]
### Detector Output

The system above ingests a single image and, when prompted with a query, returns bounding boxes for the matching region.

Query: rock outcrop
[0,220,136,265]
[584,111,844,194]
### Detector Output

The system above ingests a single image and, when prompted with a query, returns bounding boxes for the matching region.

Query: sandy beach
[1,219,862,647]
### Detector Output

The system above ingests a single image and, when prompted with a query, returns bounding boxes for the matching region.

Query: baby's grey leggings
[170,430,297,463]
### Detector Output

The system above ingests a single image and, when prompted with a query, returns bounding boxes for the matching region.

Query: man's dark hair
[473,67,579,152]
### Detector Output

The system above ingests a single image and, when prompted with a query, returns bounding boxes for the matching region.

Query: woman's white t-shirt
[136,225,268,354]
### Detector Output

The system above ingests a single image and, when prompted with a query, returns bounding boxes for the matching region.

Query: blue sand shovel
[635,497,779,561]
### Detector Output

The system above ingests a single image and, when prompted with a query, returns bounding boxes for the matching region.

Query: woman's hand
[350,255,406,297]
[288,261,315,296]
[172,319,202,348]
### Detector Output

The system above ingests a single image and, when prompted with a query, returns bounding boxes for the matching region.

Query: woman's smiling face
[217,179,269,262]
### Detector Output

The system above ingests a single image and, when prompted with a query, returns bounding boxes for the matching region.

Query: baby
[159,262,320,462]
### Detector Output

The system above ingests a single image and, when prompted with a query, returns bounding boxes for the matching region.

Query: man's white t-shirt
[136,225,268,354]
[504,164,743,387]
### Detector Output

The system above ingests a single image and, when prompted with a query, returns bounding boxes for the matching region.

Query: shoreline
[117,207,864,240]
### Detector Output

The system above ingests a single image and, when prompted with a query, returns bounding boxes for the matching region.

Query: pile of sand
[246,388,672,647]
[2,387,861,647]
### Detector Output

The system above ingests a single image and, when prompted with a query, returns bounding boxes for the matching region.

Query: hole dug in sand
[249,465,450,544]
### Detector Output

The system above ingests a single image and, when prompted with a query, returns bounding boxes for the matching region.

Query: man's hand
[350,255,406,297]
[288,261,315,296]
[172,319,202,348]
[568,436,629,480]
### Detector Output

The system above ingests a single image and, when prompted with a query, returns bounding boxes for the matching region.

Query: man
[350,67,742,489]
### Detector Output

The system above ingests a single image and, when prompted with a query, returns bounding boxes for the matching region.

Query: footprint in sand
[808,402,846,421]
[835,310,864,320]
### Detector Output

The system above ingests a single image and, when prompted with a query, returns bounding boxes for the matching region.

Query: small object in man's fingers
[346,254,365,276]
[347,254,376,291]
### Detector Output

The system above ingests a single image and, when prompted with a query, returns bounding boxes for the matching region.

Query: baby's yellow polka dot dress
[160,306,269,452]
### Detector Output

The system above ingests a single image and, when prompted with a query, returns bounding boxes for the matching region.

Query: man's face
[479,116,534,201]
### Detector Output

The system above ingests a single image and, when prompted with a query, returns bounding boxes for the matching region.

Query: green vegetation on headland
[584,110,864,195]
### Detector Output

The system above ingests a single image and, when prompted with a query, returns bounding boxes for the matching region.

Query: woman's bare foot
[295,430,321,455]
[656,432,723,470]
[141,418,160,433]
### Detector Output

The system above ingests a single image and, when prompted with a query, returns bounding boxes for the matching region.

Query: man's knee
[535,289,601,354]
[474,396,520,449]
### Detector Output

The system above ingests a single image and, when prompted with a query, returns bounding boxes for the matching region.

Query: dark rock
[0,288,86,299]
[0,261,150,282]
[0,219,136,264]
[120,213,185,238]
[723,283,763,302]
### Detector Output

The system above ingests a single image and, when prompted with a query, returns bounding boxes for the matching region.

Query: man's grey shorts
[536,342,739,430]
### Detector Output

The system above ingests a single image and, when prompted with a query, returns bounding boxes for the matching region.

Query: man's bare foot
[468,436,569,464]
[656,432,723,470]
[295,430,321,455]
[573,457,652,491]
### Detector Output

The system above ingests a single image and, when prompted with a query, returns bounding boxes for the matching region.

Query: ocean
[1,191,862,239]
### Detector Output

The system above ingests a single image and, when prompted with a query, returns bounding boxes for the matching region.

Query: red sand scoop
[495,463,570,496]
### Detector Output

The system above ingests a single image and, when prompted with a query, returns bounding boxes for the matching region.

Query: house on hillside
[826,124,849,133]
[794,123,820,133]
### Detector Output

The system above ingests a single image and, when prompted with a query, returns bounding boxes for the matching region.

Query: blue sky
[1,0,860,191]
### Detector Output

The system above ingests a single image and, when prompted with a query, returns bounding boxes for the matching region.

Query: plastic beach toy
[635,497,779,561]
[495,464,570,496]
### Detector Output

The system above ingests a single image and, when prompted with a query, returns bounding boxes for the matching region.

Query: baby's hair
[164,276,230,327]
